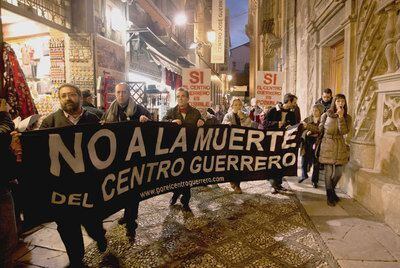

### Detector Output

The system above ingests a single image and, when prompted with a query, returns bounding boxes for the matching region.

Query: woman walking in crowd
[298,104,324,188]
[318,94,352,206]
[222,98,252,194]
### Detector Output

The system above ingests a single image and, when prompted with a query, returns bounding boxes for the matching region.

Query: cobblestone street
[84,181,337,267]
[12,178,400,267]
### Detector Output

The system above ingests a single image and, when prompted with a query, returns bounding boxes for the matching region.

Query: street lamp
[174,13,188,26]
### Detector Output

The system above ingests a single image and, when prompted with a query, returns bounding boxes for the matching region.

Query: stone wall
[269,0,400,234]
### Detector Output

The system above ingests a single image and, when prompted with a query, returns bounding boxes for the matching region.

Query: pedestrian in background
[315,88,333,113]
[263,93,300,194]
[298,104,324,187]
[82,90,104,119]
[222,98,252,194]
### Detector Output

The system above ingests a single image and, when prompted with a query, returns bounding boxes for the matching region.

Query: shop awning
[135,0,171,29]
[147,46,182,75]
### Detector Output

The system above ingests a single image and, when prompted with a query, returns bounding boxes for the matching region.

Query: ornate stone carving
[396,8,400,72]
[353,0,387,143]
[383,94,400,133]
[384,6,398,73]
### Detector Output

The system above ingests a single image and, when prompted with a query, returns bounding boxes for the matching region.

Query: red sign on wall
[256,71,284,107]
[182,68,211,108]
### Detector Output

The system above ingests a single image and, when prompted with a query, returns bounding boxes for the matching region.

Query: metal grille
[127,82,147,106]
[2,0,71,29]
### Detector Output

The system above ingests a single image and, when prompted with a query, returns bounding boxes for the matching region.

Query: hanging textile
[165,68,172,87]
[174,74,182,89]
[2,43,38,119]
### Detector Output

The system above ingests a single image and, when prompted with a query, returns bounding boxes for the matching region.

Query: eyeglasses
[60,92,79,99]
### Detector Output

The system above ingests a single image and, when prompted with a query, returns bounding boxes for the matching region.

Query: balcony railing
[1,0,71,30]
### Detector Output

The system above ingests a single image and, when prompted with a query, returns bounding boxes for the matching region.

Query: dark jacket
[315,98,332,113]
[40,109,99,129]
[162,105,203,126]
[0,112,15,188]
[83,102,104,119]
[300,115,320,156]
[204,114,220,125]
[101,103,151,123]
[263,103,300,130]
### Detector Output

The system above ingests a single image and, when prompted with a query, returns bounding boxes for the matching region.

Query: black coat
[0,112,15,188]
[83,102,104,119]
[263,105,300,130]
[40,109,99,129]
[162,105,203,126]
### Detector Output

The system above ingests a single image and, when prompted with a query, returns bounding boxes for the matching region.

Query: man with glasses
[39,84,107,267]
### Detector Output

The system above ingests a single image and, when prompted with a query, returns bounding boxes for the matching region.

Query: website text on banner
[182,68,212,109]
[256,71,284,107]
[19,122,303,224]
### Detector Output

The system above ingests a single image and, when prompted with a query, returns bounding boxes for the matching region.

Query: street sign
[182,68,212,108]
[256,71,284,107]
[211,0,225,63]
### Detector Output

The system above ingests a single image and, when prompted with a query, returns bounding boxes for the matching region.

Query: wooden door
[330,41,344,94]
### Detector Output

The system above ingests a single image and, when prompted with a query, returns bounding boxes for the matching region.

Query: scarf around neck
[104,97,137,122]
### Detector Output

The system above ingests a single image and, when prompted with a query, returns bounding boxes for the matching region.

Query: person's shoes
[170,195,179,206]
[230,182,237,190]
[96,236,108,252]
[234,186,243,194]
[333,192,340,202]
[277,185,289,192]
[126,225,136,241]
[271,188,279,194]
[298,177,308,183]
[118,217,126,225]
[327,199,336,206]
[182,204,191,212]
[312,182,318,188]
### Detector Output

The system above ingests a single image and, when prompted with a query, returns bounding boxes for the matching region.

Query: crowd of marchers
[0,84,351,267]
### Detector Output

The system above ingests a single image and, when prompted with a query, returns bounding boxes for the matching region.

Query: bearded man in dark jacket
[39,84,107,267]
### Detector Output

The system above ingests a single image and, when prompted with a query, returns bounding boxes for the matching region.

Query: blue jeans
[0,189,17,268]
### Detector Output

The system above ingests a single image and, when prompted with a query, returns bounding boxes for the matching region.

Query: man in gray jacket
[102,82,151,240]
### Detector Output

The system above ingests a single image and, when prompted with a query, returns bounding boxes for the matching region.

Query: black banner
[20,122,302,224]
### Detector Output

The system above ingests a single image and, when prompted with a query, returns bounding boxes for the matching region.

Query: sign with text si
[182,68,211,108]
[256,71,284,107]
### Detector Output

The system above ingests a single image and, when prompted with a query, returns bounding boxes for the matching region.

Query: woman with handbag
[318,94,352,206]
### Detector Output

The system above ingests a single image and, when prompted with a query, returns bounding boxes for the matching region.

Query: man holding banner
[39,84,107,267]
[264,93,300,194]
[162,87,204,211]
[102,82,151,240]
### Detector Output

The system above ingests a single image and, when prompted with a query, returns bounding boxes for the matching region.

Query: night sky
[227,0,249,48]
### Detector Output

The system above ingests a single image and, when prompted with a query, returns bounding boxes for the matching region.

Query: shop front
[128,32,184,120]
[1,8,69,117]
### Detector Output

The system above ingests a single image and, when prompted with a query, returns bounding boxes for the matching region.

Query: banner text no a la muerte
[20,122,303,224]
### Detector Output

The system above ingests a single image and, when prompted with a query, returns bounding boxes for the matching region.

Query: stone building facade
[248,0,400,234]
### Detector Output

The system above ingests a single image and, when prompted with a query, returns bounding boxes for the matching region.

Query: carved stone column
[378,1,399,73]
[396,3,400,72]
[372,72,400,181]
